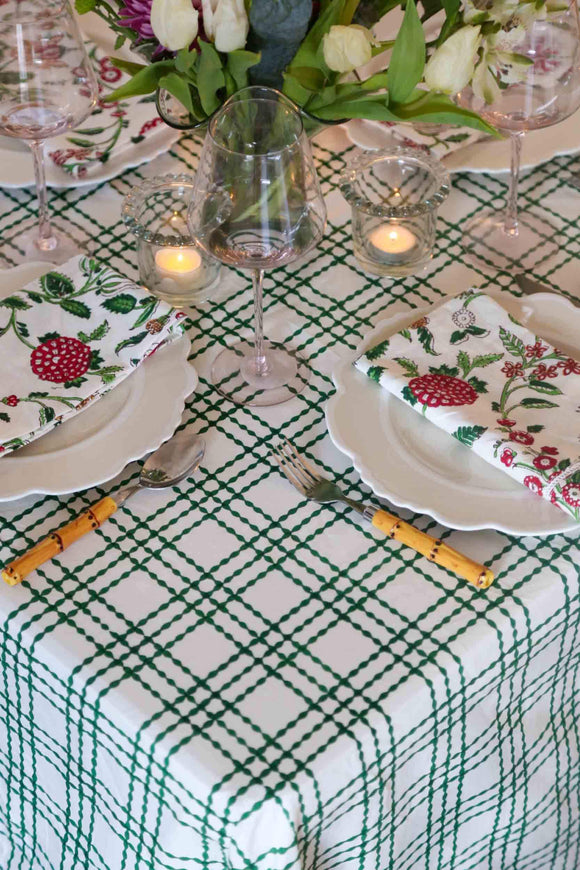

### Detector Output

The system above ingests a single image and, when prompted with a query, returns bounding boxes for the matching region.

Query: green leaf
[520,397,559,409]
[388,91,500,137]
[26,291,43,304]
[41,271,75,298]
[115,331,149,354]
[367,365,383,383]
[366,338,390,361]
[466,325,488,336]
[109,57,147,77]
[197,41,225,117]
[89,349,104,371]
[28,391,49,398]
[557,457,571,471]
[226,50,261,91]
[0,295,30,310]
[450,329,467,345]
[528,379,563,395]
[66,137,96,148]
[75,0,96,12]
[457,350,471,378]
[16,321,29,338]
[387,0,425,103]
[102,294,137,314]
[526,424,544,432]
[453,424,487,447]
[394,356,419,377]
[63,377,87,388]
[471,353,504,369]
[401,384,418,406]
[499,326,526,361]
[468,375,488,394]
[0,412,10,423]
[290,0,345,70]
[417,326,438,356]
[104,60,176,102]
[429,363,459,376]
[88,321,109,341]
[400,329,412,342]
[158,72,194,115]
[60,299,91,319]
[39,405,55,426]
[37,332,60,343]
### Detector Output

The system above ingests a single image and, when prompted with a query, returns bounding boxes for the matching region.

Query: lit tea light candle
[154,247,203,291]
[368,224,418,263]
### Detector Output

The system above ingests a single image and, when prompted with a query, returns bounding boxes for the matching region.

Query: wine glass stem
[505,132,523,238]
[29,140,58,253]
[252,268,268,376]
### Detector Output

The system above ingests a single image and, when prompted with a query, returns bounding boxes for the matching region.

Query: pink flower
[497,418,516,427]
[99,56,122,83]
[524,475,543,495]
[501,361,524,378]
[500,447,515,467]
[540,446,558,455]
[562,484,580,508]
[557,357,580,375]
[532,363,558,380]
[525,341,548,360]
[3,395,18,407]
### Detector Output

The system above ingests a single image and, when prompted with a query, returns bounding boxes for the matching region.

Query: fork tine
[281,439,321,485]
[272,447,307,495]
[279,447,316,490]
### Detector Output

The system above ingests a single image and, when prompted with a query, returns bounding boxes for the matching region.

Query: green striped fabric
[0,127,579,870]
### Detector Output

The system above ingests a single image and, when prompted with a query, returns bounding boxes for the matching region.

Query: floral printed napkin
[355,291,580,519]
[46,43,178,180]
[0,256,187,456]
[381,121,484,160]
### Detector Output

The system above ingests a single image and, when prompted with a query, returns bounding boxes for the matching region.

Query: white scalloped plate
[0,263,197,501]
[326,291,580,536]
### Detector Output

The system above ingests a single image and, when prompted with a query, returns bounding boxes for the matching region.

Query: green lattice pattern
[0,128,579,870]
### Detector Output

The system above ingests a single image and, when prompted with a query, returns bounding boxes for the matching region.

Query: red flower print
[540,446,558,455]
[408,374,478,408]
[501,447,515,467]
[557,357,580,376]
[50,147,92,167]
[509,430,534,445]
[532,363,558,380]
[501,361,524,378]
[562,483,580,508]
[548,471,560,504]
[30,337,92,384]
[137,117,164,137]
[524,475,543,495]
[3,395,18,407]
[525,341,548,360]
[497,418,516,427]
[533,454,558,471]
[99,56,122,83]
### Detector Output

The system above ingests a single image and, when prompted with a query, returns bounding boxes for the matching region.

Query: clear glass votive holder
[122,173,221,306]
[340,147,450,278]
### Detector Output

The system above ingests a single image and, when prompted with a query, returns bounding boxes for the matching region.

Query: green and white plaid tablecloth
[1,127,579,870]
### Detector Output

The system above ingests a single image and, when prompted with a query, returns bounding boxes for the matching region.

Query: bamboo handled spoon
[2,432,206,586]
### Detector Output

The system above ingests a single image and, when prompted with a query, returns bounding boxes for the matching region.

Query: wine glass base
[212,340,310,407]
[5,224,84,266]
[462,210,559,273]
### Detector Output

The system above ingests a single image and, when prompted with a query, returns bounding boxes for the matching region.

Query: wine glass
[188,87,327,407]
[456,0,580,272]
[0,0,98,264]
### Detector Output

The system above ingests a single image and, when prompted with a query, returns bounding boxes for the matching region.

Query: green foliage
[394,356,419,377]
[528,379,563,395]
[60,299,91,319]
[468,375,487,394]
[75,0,97,12]
[102,294,137,314]
[520,397,559,409]
[499,326,526,361]
[453,424,487,447]
[0,296,30,310]
[198,41,225,116]
[401,384,419,406]
[429,363,459,376]
[105,61,176,102]
[387,0,425,103]
[367,365,384,383]
[0,412,10,423]
[115,332,149,354]
[39,406,56,427]
[366,338,390,361]
[417,326,438,356]
[42,272,76,298]
[526,424,544,432]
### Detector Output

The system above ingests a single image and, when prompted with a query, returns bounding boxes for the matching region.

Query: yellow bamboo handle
[372,509,494,589]
[2,496,118,586]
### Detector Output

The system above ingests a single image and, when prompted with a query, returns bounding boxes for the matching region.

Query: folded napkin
[355,291,580,518]
[47,43,177,180]
[382,121,484,160]
[0,255,186,456]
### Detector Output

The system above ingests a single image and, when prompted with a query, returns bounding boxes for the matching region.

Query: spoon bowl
[139,432,206,489]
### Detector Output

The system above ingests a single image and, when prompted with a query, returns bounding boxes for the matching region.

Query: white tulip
[424,26,482,95]
[150,0,199,50]
[201,0,249,53]
[322,25,373,74]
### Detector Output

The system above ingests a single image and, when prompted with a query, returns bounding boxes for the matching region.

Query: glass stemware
[188,86,327,407]
[0,0,98,264]
[457,0,580,272]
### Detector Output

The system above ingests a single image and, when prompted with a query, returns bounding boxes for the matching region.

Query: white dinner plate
[0,263,197,501]
[326,292,580,536]
[345,114,580,175]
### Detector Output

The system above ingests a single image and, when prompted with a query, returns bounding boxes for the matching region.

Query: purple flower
[118,0,203,45]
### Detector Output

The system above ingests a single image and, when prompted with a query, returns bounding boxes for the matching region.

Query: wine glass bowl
[456,1,580,271]
[189,87,326,406]
[0,0,98,263]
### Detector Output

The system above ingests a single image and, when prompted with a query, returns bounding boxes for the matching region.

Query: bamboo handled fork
[272,440,494,589]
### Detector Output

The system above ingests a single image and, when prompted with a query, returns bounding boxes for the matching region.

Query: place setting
[1,0,580,868]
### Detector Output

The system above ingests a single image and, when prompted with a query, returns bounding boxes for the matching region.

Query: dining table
[0,124,579,870]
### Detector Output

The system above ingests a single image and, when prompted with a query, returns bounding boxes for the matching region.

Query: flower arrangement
[74,0,558,129]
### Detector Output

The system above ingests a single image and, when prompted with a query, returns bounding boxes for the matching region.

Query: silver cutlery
[272,440,494,589]
[3,431,206,586]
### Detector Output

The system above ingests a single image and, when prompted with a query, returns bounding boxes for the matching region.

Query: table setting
[1,0,580,868]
